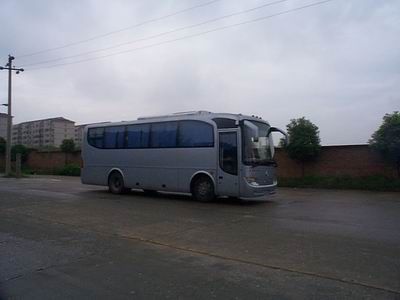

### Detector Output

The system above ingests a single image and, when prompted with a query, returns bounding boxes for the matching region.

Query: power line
[0,55,24,176]
[16,0,221,58]
[22,0,292,68]
[28,0,335,71]
[28,0,334,71]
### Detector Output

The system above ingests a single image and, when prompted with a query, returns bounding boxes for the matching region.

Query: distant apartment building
[0,113,8,141]
[12,117,75,148]
[74,124,86,148]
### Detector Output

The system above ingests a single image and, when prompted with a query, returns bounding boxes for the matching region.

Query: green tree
[11,144,29,163]
[60,139,76,165]
[0,137,5,154]
[60,139,75,153]
[284,117,321,176]
[369,111,400,177]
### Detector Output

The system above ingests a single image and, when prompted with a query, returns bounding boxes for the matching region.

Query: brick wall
[275,145,396,178]
[26,150,81,172]
[1,145,396,178]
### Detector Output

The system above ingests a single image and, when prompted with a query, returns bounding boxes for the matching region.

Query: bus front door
[217,130,239,197]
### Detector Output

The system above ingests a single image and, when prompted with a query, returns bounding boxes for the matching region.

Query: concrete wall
[1,145,396,178]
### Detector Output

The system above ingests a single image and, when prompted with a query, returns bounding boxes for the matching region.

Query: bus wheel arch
[108,169,129,194]
[190,172,215,202]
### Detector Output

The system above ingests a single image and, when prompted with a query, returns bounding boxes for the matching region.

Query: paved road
[0,176,399,299]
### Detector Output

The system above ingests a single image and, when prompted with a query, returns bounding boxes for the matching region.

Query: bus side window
[178,121,213,147]
[127,124,150,148]
[150,122,178,148]
[219,132,238,175]
[104,126,125,149]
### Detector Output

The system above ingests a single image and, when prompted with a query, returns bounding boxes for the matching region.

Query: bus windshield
[243,121,273,165]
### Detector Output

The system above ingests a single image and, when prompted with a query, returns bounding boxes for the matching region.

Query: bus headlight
[244,176,259,186]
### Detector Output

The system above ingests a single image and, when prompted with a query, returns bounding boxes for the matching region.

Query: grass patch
[54,164,81,176]
[278,175,400,192]
[20,164,81,176]
[1,171,29,178]
[21,168,51,176]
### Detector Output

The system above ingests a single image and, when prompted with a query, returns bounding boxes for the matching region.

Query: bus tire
[192,176,215,202]
[108,171,128,194]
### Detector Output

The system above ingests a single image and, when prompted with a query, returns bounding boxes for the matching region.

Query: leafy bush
[60,139,76,153]
[55,164,81,176]
[11,144,30,162]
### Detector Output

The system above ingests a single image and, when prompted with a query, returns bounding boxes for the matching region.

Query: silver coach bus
[81,111,287,201]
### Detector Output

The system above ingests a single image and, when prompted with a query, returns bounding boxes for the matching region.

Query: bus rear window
[88,128,104,148]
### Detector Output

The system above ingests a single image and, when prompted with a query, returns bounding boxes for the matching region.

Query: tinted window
[104,126,125,149]
[127,124,150,148]
[213,118,237,129]
[88,127,104,148]
[219,132,238,175]
[243,121,272,164]
[178,121,213,147]
[150,122,177,148]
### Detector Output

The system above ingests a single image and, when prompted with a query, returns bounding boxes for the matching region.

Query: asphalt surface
[0,176,399,299]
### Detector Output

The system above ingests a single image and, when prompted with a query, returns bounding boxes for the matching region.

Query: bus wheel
[192,176,215,202]
[108,171,127,194]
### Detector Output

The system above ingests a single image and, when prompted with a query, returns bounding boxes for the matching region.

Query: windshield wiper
[245,159,277,167]
[255,159,277,166]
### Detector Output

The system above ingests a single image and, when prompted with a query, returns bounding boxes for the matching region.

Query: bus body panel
[81,112,284,199]
[82,140,218,193]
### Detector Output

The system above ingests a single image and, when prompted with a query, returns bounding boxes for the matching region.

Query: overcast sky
[0,0,399,145]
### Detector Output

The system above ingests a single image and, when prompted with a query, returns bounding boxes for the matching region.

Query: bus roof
[85,111,269,128]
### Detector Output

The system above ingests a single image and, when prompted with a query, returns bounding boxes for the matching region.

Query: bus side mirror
[268,127,289,146]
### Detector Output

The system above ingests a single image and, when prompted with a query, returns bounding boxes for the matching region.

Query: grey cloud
[0,0,399,144]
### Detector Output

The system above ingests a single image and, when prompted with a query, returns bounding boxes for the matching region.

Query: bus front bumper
[240,180,278,198]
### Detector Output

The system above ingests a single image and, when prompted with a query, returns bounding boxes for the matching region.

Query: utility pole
[0,55,24,176]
